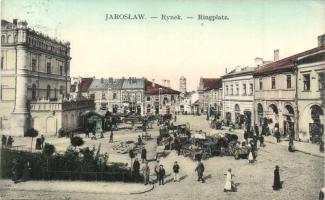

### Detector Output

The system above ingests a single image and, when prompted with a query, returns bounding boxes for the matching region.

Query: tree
[42,143,55,156]
[70,136,84,149]
[26,128,39,151]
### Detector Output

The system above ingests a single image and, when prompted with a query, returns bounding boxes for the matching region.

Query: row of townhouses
[196,35,324,143]
[70,77,180,116]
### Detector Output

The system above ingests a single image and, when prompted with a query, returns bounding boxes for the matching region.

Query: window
[249,83,253,95]
[1,57,3,70]
[146,96,151,101]
[242,84,246,95]
[1,35,5,43]
[230,85,233,95]
[46,85,51,99]
[271,77,276,89]
[319,73,325,90]
[60,66,63,75]
[54,88,57,98]
[303,74,310,91]
[59,86,64,95]
[236,84,239,95]
[259,78,263,90]
[31,59,37,71]
[225,85,228,95]
[32,84,37,100]
[102,92,106,99]
[286,75,291,88]
[46,62,51,73]
[113,93,117,100]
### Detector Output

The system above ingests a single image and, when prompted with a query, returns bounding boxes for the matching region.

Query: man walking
[158,165,166,185]
[254,123,259,137]
[195,160,205,183]
[141,147,147,163]
[274,126,280,143]
[2,135,7,149]
[173,161,180,182]
[142,161,150,185]
[154,160,160,183]
[109,130,113,143]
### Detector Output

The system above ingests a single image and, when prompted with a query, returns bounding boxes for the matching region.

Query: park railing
[0,149,142,183]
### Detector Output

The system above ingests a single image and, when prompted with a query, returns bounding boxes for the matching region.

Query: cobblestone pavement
[1,115,323,200]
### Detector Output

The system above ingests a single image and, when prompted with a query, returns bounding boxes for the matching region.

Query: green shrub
[42,143,55,156]
[58,128,67,138]
[70,136,84,148]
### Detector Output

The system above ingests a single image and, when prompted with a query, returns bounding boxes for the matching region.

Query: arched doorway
[284,105,295,137]
[234,104,241,125]
[309,105,324,143]
[268,104,279,129]
[257,103,263,126]
[46,117,57,135]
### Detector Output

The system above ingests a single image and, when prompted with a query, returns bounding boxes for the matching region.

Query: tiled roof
[70,78,93,92]
[222,67,256,78]
[298,50,325,64]
[89,78,123,90]
[255,45,325,76]
[145,80,180,95]
[122,78,145,89]
[198,78,222,91]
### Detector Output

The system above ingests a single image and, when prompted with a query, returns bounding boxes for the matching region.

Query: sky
[1,0,324,90]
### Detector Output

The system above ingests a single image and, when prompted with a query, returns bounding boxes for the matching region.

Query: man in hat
[142,161,150,185]
[195,160,205,183]
[154,160,160,183]
[173,161,180,182]
[141,147,147,163]
[158,165,166,185]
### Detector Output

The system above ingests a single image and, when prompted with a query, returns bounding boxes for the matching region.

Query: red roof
[70,78,93,92]
[199,78,222,91]
[255,45,325,76]
[145,80,180,95]
[298,50,325,64]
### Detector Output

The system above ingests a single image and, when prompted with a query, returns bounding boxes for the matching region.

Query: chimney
[225,67,228,73]
[167,80,171,88]
[274,49,279,61]
[254,57,263,67]
[13,19,18,25]
[152,79,155,87]
[100,78,104,83]
[318,34,325,47]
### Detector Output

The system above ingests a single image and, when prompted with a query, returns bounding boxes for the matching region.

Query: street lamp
[158,88,162,114]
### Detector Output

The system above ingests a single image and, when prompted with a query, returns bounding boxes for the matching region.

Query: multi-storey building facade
[197,78,222,114]
[296,44,325,142]
[0,19,94,136]
[254,44,324,139]
[144,80,180,115]
[222,67,255,126]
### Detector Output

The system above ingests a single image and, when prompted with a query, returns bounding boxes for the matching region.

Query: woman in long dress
[248,150,254,164]
[224,168,232,192]
[272,165,282,190]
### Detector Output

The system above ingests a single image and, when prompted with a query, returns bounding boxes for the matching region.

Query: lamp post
[158,88,162,114]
